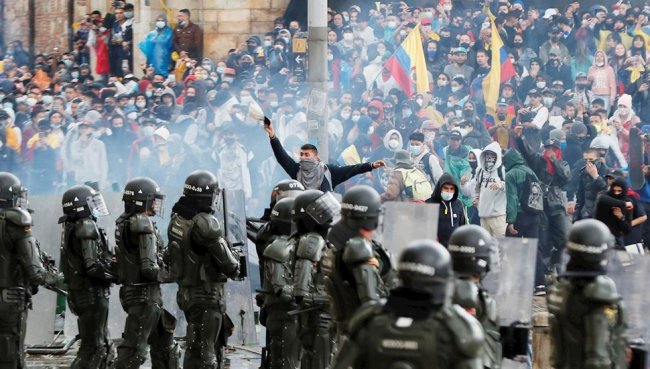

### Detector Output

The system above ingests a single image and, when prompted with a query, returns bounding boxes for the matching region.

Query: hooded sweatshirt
[474,142,506,218]
[503,148,536,224]
[587,51,617,101]
[594,177,632,240]
[428,173,466,246]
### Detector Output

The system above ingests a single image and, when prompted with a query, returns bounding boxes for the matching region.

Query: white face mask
[156,21,166,29]
[451,86,461,92]
[341,112,351,120]
[41,96,53,105]
[343,33,354,41]
[388,138,400,150]
[26,97,37,107]
[441,191,454,201]
[351,115,360,122]
[536,81,546,89]
[136,101,147,108]
[618,107,629,115]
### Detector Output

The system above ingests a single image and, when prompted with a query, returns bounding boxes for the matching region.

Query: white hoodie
[474,142,507,217]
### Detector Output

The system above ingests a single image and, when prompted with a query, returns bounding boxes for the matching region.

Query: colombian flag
[480,8,516,113]
[382,24,429,97]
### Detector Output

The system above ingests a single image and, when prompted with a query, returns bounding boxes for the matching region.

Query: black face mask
[104,105,115,113]
[462,110,474,118]
[469,160,477,170]
[459,42,470,49]
[497,113,507,120]
[513,41,523,47]
[369,112,380,120]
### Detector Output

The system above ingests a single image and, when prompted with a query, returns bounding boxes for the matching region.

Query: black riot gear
[60,184,116,369]
[292,190,340,233]
[269,198,295,236]
[448,225,493,279]
[0,172,28,209]
[564,219,613,277]
[340,185,381,231]
[60,185,110,222]
[122,177,165,215]
[272,179,305,203]
[398,239,452,305]
[182,170,220,212]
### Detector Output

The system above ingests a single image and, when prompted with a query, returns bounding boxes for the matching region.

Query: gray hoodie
[473,141,506,217]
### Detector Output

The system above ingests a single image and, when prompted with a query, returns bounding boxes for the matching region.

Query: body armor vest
[0,211,26,288]
[547,279,627,369]
[362,308,463,369]
[61,220,112,290]
[324,241,393,328]
[168,213,227,287]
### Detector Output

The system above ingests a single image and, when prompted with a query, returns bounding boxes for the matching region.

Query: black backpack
[520,169,544,214]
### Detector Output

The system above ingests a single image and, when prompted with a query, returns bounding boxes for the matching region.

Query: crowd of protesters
[1,0,650,292]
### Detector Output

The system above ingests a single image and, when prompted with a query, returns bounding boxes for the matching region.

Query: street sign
[292,38,307,82]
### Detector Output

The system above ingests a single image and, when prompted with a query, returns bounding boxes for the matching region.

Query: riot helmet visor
[304,191,341,225]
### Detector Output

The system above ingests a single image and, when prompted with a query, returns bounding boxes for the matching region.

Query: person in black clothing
[594,176,633,248]
[572,148,609,221]
[515,134,571,275]
[427,172,466,246]
[263,118,385,191]
[563,122,591,170]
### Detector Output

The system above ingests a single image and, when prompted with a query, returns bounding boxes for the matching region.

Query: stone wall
[2,0,290,73]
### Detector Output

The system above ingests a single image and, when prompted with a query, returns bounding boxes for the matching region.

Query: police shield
[376,202,439,261]
[481,237,537,360]
[481,237,537,326]
[215,189,258,345]
[606,251,650,368]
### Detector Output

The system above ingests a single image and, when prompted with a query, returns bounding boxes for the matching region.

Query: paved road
[26,344,262,368]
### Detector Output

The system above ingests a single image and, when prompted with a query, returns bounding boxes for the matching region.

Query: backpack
[520,169,544,214]
[396,168,433,201]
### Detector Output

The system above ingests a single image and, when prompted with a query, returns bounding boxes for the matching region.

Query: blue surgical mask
[409,144,422,156]
[427,50,437,58]
[3,103,12,111]
[560,141,567,151]
[145,91,153,98]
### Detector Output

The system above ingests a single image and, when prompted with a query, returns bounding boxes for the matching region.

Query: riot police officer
[256,179,305,278]
[261,197,301,369]
[113,177,179,369]
[0,172,63,368]
[547,219,628,369]
[325,185,394,340]
[291,190,340,369]
[168,170,240,369]
[448,225,502,369]
[332,239,485,369]
[59,185,116,369]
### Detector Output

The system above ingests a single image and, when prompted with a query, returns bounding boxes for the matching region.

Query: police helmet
[122,177,165,215]
[270,197,295,236]
[272,179,305,204]
[448,225,494,279]
[341,185,381,231]
[61,185,109,221]
[183,170,220,211]
[564,219,613,277]
[292,190,340,232]
[0,172,28,209]
[398,239,452,305]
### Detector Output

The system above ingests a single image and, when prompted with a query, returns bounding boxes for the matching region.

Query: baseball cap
[449,130,463,140]
[605,169,624,179]
[543,139,560,149]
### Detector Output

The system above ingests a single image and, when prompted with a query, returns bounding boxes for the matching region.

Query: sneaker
[534,285,546,296]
